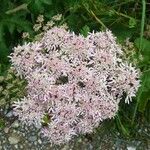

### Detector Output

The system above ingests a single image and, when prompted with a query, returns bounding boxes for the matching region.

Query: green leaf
[138,90,150,112]
[129,18,136,28]
[7,23,15,34]
[28,0,44,14]
[0,23,9,63]
[112,24,135,42]
[115,114,130,136]
[0,118,5,129]
[42,0,52,5]
[135,38,150,67]
[80,25,90,37]
[3,17,33,33]
[42,114,51,124]
[135,38,150,56]
[137,71,150,112]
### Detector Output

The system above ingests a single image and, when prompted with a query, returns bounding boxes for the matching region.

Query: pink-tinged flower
[10,26,140,144]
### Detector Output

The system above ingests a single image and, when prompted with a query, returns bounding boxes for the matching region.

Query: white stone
[4,127,9,133]
[29,135,37,142]
[11,120,19,128]
[14,145,18,149]
[6,110,13,118]
[8,135,20,144]
[127,146,136,150]
[38,139,42,144]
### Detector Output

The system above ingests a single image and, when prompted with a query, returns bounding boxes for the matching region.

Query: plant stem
[90,10,107,29]
[6,4,28,14]
[116,114,129,136]
[83,5,107,29]
[113,10,133,19]
[131,74,146,125]
[131,0,146,126]
[140,0,146,50]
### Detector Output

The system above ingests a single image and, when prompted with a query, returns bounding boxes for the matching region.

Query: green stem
[90,10,107,29]
[116,114,129,136]
[83,5,107,29]
[6,4,28,14]
[140,0,146,50]
[131,77,146,125]
[113,10,133,19]
[131,0,146,126]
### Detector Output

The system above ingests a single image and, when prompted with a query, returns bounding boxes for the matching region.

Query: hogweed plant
[9,15,140,145]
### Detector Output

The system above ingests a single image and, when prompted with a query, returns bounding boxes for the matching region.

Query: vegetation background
[0,0,149,149]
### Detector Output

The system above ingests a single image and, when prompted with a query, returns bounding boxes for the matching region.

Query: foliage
[0,118,5,129]
[0,66,26,108]
[0,0,33,63]
[0,0,149,63]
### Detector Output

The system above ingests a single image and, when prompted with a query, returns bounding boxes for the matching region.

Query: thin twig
[90,10,107,29]
[113,10,133,19]
[83,4,107,29]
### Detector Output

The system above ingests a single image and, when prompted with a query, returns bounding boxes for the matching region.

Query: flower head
[10,26,140,144]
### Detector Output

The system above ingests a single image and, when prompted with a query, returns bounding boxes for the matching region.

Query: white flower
[10,26,140,144]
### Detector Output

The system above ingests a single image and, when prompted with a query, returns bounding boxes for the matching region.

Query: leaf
[42,0,52,5]
[0,23,9,63]
[5,4,28,15]
[134,37,150,113]
[111,24,136,42]
[0,23,4,43]
[67,13,85,32]
[80,25,90,37]
[28,0,44,14]
[138,90,150,112]
[137,70,150,112]
[135,38,150,68]
[42,114,51,124]
[115,114,130,136]
[135,38,150,56]
[4,17,33,33]
[28,0,52,15]
[0,118,5,129]
[129,18,136,28]
[7,23,15,34]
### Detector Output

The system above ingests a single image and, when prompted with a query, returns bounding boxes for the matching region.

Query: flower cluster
[10,26,140,144]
